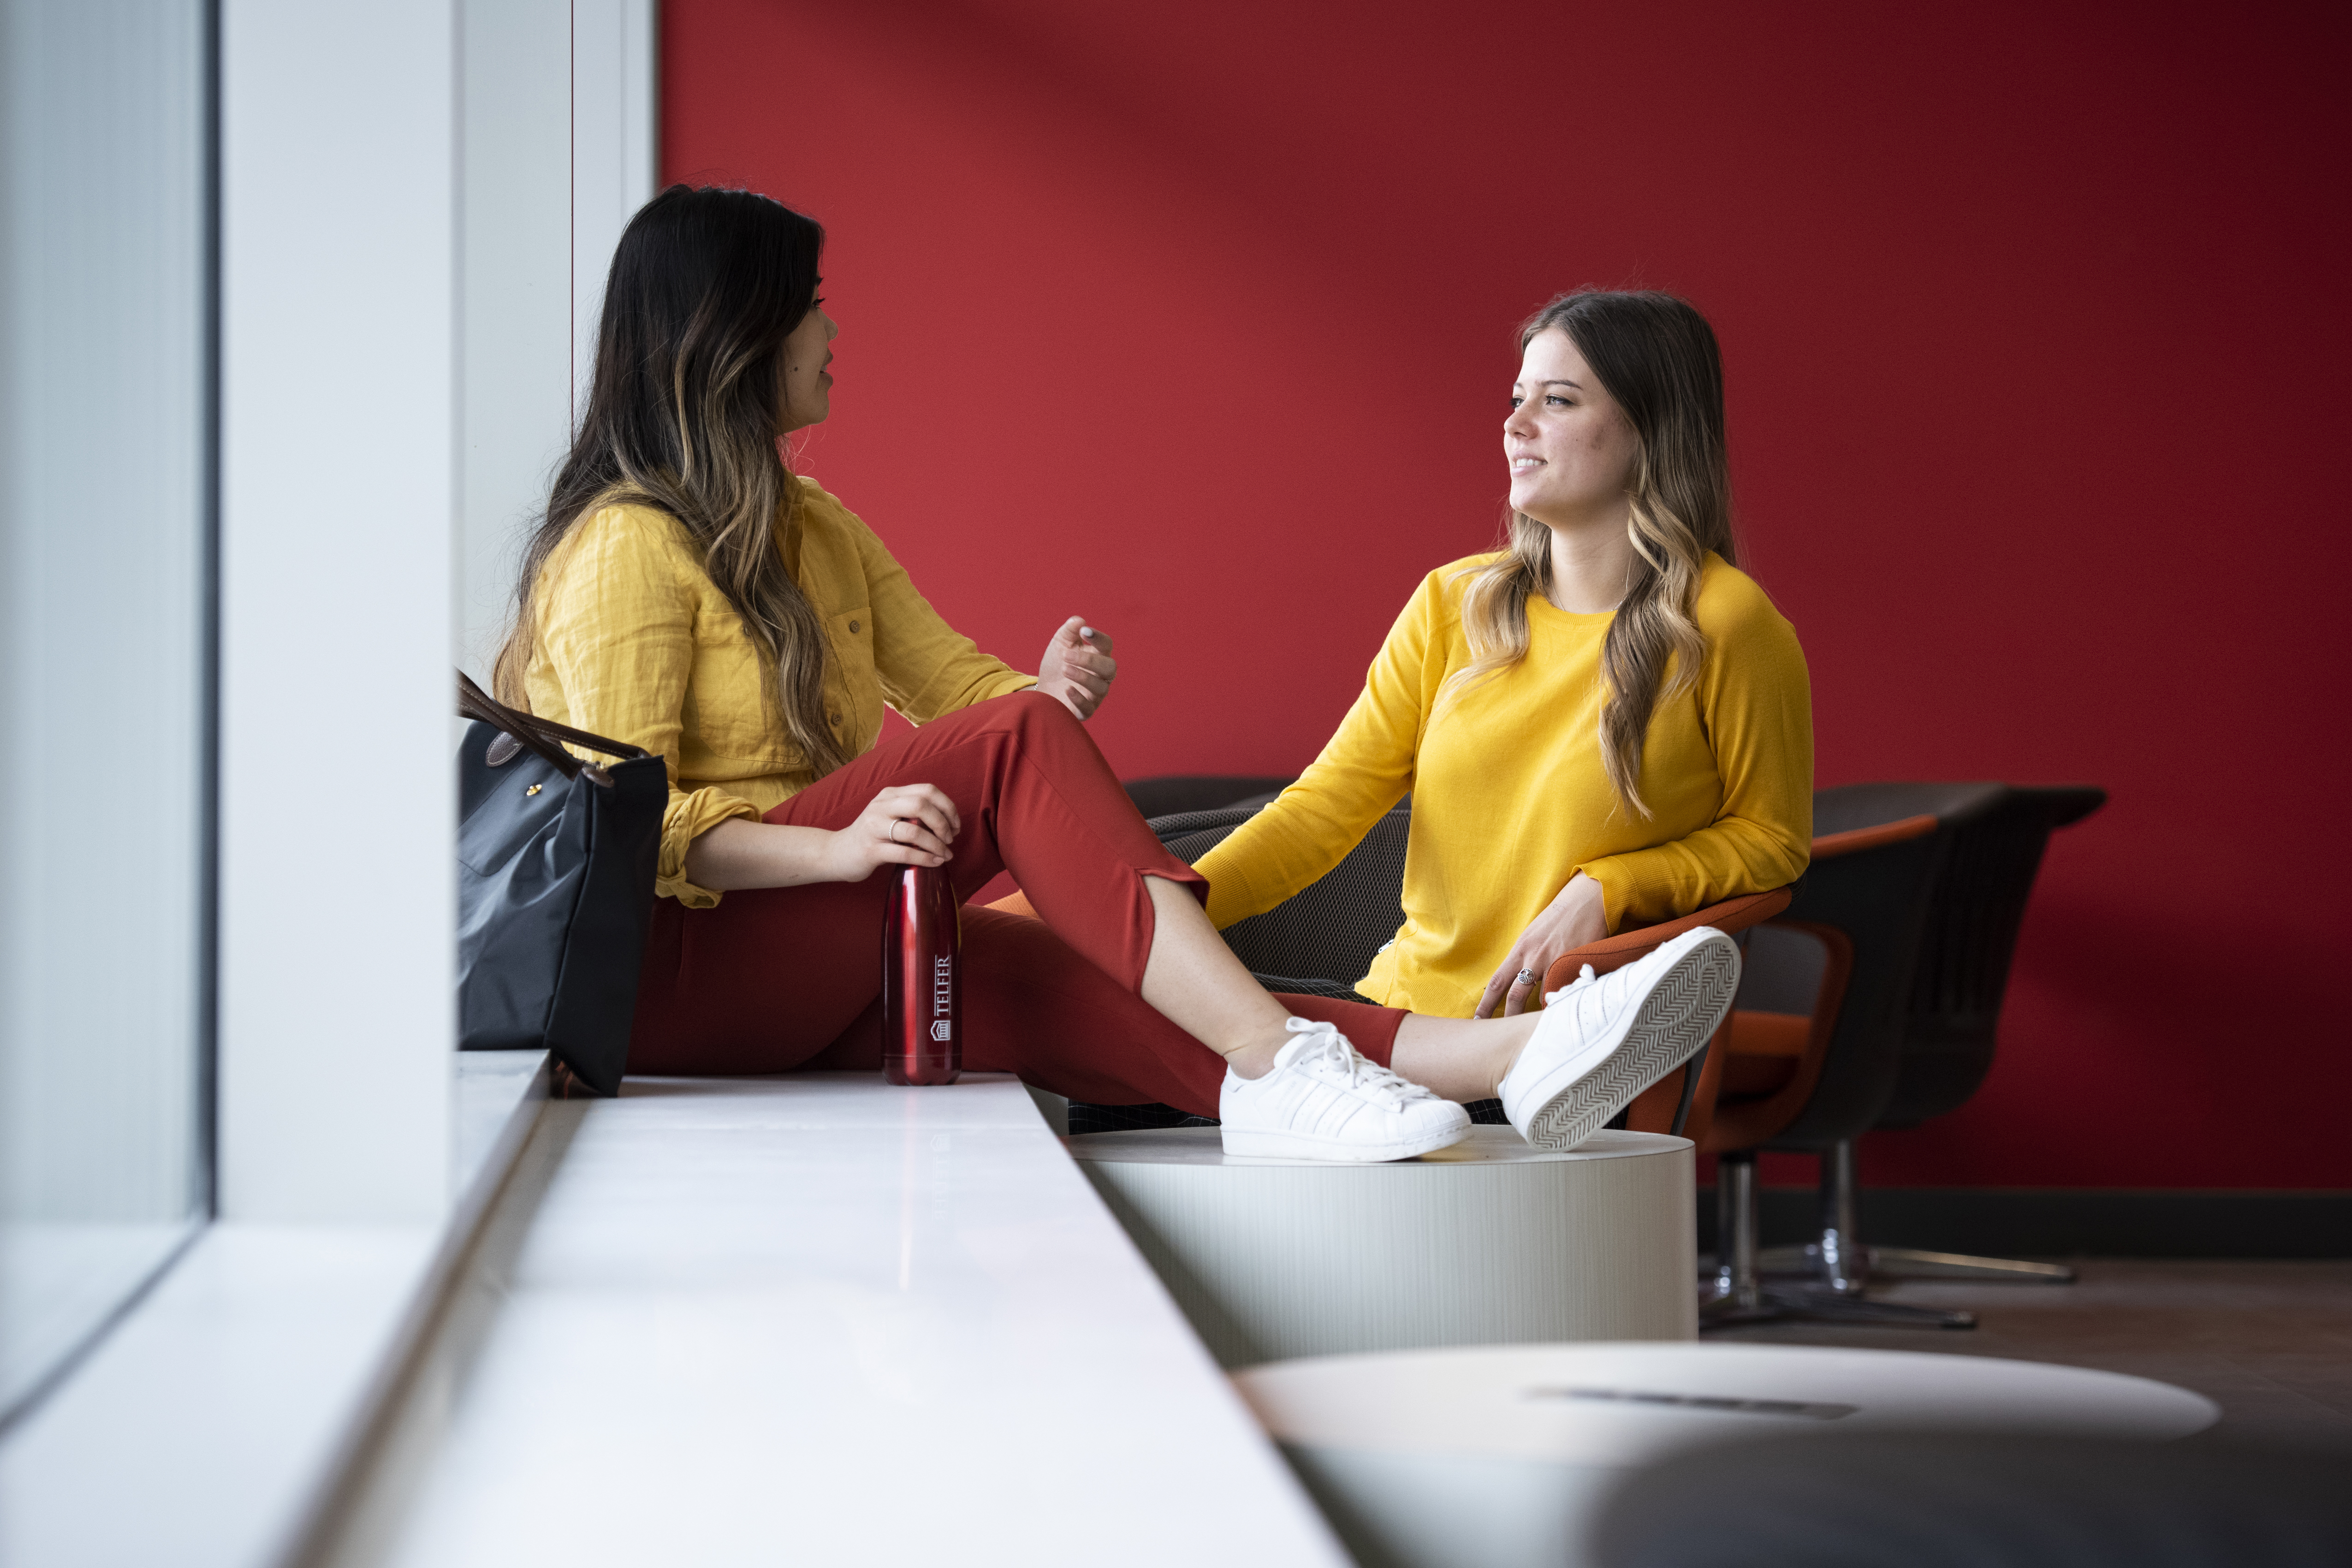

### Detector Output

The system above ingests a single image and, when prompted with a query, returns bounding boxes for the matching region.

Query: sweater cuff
[1194,846,1272,930]
[659,787,762,909]
[1574,858,1636,937]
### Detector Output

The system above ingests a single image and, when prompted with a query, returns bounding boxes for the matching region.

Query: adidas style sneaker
[1221,1018,1471,1162]
[1498,926,1742,1151]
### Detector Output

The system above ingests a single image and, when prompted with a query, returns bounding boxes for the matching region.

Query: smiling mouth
[1510,457,1544,474]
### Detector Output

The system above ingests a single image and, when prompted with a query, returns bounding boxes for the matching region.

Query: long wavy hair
[1445,290,1734,817]
[495,184,847,776]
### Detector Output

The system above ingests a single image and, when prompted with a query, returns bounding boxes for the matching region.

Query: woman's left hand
[1037,616,1117,720]
[1475,872,1610,1017]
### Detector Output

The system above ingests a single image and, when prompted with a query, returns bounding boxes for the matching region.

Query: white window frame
[0,4,656,1562]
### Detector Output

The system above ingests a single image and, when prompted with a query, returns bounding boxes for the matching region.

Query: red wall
[663,0,2351,1188]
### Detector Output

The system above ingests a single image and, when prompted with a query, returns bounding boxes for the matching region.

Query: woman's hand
[677,790,959,888]
[824,784,962,881]
[1475,872,1610,1017]
[1037,616,1117,720]
[681,784,964,891]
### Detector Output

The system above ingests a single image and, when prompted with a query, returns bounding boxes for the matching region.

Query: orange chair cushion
[1728,1009,1809,1057]
[1718,1009,1808,1097]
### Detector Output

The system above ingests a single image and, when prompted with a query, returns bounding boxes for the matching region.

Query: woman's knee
[1007,686,1082,735]
[984,689,1095,760]
[933,688,1078,746]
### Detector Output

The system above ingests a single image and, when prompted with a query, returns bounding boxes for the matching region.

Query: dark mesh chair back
[1876,783,2106,1126]
[1150,804,1411,986]
[1750,803,1972,1152]
[1122,775,1295,820]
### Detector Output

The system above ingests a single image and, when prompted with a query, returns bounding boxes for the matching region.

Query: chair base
[1758,1241,2077,1286]
[1871,1244,2078,1283]
[1699,1277,1977,1330]
[1750,1140,2082,1300]
[1709,1149,1977,1331]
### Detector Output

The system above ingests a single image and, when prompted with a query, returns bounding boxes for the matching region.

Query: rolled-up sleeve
[534,508,759,907]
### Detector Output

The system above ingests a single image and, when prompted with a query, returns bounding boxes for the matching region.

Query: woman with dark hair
[503,188,1740,1159]
[1197,291,1812,1036]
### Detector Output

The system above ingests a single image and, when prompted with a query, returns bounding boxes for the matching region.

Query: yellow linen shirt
[1194,552,1812,1018]
[523,476,1037,907]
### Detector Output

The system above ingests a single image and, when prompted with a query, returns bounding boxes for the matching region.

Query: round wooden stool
[1065,1126,1696,1368]
[1236,1342,2220,1568]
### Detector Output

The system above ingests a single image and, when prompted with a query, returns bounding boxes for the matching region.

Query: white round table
[1065,1126,1696,1367]
[1235,1341,2220,1568]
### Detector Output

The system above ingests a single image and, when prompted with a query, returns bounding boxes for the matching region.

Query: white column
[218,0,458,1224]
[570,0,659,423]
[458,0,575,683]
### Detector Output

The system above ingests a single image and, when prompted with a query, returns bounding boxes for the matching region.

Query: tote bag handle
[457,671,649,786]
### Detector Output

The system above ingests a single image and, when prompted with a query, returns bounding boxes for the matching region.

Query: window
[0,0,215,1427]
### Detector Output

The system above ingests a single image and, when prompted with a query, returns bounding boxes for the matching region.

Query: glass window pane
[0,0,212,1424]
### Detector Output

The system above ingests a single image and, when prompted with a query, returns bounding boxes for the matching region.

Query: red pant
[628,692,1405,1116]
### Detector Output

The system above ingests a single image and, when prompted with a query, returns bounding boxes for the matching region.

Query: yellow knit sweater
[1195,552,1813,1018]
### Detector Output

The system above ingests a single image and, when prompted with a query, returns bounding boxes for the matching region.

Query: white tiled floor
[343,1074,1349,1568]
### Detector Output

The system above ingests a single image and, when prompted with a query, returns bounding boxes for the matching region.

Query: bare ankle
[1489,1014,1541,1099]
[1222,1026,1290,1081]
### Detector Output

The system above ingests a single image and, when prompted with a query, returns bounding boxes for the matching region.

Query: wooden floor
[1704,1259,2352,1452]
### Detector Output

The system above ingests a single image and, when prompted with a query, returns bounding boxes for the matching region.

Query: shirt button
[847,619,860,633]
[828,711,842,726]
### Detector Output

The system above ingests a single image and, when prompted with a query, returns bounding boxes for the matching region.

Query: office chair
[1748,784,2105,1293]
[1702,804,1977,1328]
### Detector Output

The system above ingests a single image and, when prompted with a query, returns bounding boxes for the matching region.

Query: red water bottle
[881,864,961,1085]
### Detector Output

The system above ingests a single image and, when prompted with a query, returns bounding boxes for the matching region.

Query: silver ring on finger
[1513,968,1538,987]
[891,819,908,843]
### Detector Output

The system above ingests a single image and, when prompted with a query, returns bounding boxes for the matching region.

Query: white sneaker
[1220,1018,1472,1162]
[1498,926,1742,1151]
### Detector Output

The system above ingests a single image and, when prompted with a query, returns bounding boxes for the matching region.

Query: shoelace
[1541,963,1599,1010]
[1283,1018,1437,1108]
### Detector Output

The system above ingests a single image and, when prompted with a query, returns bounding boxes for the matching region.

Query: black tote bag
[457,672,667,1095]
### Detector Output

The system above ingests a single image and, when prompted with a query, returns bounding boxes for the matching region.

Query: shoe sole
[1220,1116,1471,1164]
[1518,931,1740,1152]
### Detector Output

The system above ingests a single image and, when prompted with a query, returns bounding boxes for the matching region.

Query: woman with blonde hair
[1198,290,1810,1045]
[506,188,1739,1160]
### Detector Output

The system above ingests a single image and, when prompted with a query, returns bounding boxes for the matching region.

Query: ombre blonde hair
[496,186,848,777]
[1444,291,1734,817]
